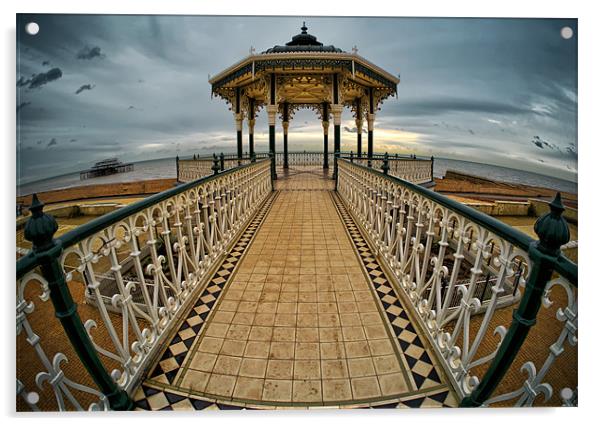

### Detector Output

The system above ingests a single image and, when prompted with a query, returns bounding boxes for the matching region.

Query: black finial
[24,193,59,252]
[382,152,390,175]
[211,153,220,175]
[301,22,308,34]
[534,192,571,256]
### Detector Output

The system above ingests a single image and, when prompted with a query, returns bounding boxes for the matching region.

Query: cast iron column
[322,102,329,169]
[283,102,289,169]
[235,87,243,159]
[332,73,342,157]
[356,117,363,156]
[367,87,375,163]
[268,73,277,179]
[248,97,255,157]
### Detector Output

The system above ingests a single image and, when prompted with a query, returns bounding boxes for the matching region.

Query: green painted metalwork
[336,159,577,407]
[460,193,572,407]
[22,194,133,411]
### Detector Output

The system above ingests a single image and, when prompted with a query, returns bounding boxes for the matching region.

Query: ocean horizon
[16,156,578,197]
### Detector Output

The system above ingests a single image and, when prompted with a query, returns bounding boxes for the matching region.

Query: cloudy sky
[16,14,577,184]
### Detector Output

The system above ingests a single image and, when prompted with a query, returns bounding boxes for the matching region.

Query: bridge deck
[135,170,457,410]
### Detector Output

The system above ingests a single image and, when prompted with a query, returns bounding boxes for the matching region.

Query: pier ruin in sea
[80,158,134,180]
[17,25,577,411]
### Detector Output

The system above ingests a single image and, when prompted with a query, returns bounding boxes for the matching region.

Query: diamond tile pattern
[144,192,278,387]
[331,193,445,392]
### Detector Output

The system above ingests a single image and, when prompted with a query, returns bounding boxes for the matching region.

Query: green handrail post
[211,153,220,175]
[382,152,390,175]
[334,150,340,186]
[269,151,276,188]
[219,152,225,171]
[460,192,571,407]
[23,194,133,411]
[175,155,180,184]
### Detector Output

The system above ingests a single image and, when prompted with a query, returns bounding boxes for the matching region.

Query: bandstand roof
[209,24,399,117]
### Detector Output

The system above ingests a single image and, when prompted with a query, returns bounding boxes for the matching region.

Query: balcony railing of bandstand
[178,151,435,185]
[16,159,272,411]
[335,154,577,407]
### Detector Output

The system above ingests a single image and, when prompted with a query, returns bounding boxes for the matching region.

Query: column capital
[331,104,343,125]
[248,118,255,134]
[282,121,289,133]
[267,105,278,125]
[322,121,329,135]
[355,117,363,133]
[367,113,375,131]
[234,113,243,131]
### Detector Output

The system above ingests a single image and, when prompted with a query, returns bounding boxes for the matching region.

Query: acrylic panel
[16,14,577,411]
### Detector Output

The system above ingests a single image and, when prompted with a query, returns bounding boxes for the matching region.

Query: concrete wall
[17,178,176,208]
[530,198,578,224]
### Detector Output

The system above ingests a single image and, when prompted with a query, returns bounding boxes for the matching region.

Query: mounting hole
[26,391,40,405]
[25,22,39,35]
[561,26,573,40]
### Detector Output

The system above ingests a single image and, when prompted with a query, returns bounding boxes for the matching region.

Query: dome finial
[301,22,308,34]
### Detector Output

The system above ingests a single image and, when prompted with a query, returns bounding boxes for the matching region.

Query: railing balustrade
[16,159,273,410]
[335,158,577,407]
[179,151,435,184]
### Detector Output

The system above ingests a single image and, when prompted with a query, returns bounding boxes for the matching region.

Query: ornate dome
[262,23,344,54]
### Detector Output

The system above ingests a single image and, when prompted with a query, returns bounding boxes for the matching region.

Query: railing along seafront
[178,151,434,184]
[16,159,272,410]
[335,156,578,407]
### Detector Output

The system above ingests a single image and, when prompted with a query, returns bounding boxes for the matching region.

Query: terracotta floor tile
[350,376,382,399]
[233,377,265,400]
[266,359,294,380]
[292,380,322,403]
[239,358,268,378]
[262,379,293,402]
[205,373,236,398]
[322,379,353,402]
[294,360,321,380]
[212,355,242,376]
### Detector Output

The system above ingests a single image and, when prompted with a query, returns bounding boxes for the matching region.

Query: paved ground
[136,170,456,409]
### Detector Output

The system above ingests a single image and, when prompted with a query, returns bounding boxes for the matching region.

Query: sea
[16,157,577,197]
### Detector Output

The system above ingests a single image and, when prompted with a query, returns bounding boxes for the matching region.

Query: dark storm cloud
[42,60,50,66]
[47,138,57,148]
[15,15,577,183]
[18,68,63,89]
[387,97,532,118]
[76,46,104,60]
[17,102,31,112]
[75,84,95,95]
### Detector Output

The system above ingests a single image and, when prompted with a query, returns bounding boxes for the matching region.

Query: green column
[23,194,133,411]
[460,193,571,407]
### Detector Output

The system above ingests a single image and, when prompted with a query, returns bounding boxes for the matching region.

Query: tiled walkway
[136,171,457,410]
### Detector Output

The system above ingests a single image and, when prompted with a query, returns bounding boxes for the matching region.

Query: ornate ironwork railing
[178,151,434,185]
[274,151,333,169]
[345,152,434,185]
[335,158,577,407]
[177,153,269,183]
[16,159,273,411]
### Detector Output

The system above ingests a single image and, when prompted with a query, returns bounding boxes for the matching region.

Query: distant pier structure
[80,158,134,180]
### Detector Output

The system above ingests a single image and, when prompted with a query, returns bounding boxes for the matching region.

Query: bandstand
[209,23,399,174]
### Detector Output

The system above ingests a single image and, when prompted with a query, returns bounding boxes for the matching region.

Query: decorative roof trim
[210,53,399,91]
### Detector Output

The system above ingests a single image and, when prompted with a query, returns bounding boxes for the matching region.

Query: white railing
[17,159,273,410]
[336,159,577,406]
[352,156,433,185]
